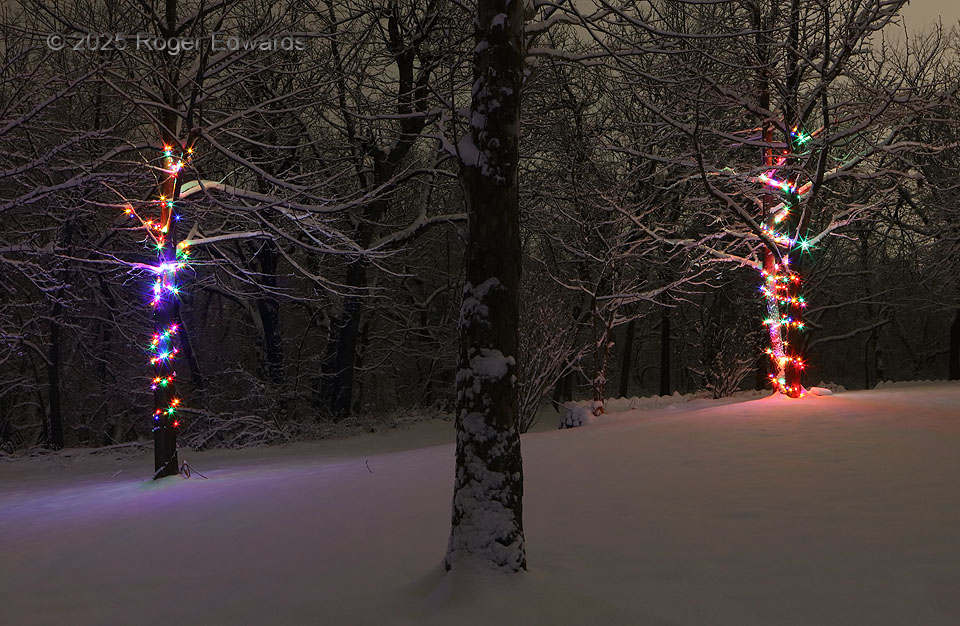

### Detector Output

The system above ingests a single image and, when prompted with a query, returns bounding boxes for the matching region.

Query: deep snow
[2,382,959,625]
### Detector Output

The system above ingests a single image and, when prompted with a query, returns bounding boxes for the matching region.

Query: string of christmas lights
[758,126,811,397]
[121,144,193,438]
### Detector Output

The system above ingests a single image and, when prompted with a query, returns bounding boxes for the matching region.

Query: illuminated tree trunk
[153,0,181,478]
[758,37,788,392]
[153,206,179,478]
[756,1,804,398]
[152,136,183,478]
[762,252,786,379]
[446,0,526,573]
[781,0,805,398]
[781,253,805,396]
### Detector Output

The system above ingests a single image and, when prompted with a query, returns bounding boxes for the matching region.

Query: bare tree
[446,0,529,573]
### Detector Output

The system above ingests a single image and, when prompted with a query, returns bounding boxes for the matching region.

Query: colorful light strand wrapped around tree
[122,143,193,477]
[756,126,812,398]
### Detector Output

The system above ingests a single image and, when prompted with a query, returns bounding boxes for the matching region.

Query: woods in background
[1,0,957,453]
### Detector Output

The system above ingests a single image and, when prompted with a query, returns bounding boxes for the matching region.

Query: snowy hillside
[2,382,959,625]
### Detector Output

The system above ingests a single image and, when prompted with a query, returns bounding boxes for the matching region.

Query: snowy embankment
[2,382,960,626]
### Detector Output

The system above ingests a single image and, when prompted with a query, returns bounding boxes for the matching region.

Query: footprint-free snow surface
[2,383,959,625]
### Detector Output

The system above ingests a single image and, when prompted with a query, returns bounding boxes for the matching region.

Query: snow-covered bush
[517,269,579,432]
[557,400,603,429]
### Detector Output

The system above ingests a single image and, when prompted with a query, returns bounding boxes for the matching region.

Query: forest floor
[2,381,959,626]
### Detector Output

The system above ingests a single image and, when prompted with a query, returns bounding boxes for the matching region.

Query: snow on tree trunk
[445,0,527,573]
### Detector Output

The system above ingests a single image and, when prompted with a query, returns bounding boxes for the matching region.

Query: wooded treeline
[1,0,957,452]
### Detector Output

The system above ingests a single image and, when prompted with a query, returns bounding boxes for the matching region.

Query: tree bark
[446,0,526,573]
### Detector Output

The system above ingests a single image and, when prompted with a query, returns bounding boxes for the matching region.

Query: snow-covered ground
[2,382,959,625]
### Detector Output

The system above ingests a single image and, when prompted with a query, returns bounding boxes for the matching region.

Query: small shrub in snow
[516,267,579,433]
[557,400,603,429]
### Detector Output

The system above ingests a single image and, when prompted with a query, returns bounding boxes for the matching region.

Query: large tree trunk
[753,3,805,398]
[780,0,805,397]
[758,47,787,393]
[446,0,526,573]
